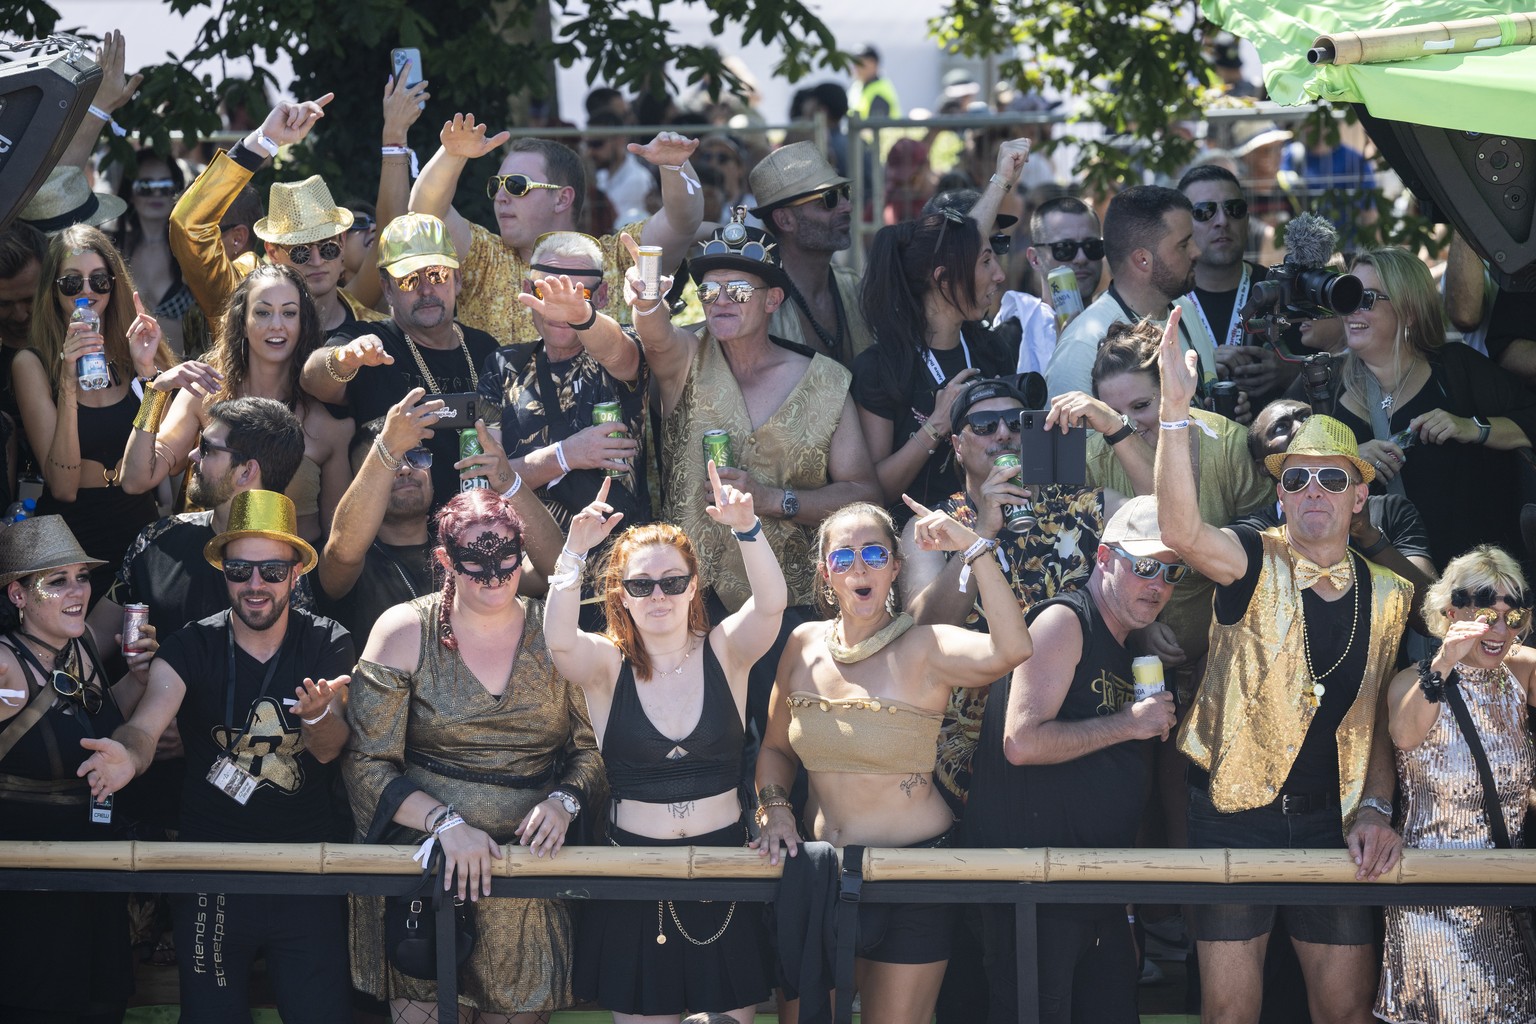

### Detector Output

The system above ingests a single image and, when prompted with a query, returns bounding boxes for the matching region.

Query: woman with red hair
[544,466,787,1023]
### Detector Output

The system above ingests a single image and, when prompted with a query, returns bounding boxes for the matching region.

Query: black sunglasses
[52,669,103,715]
[621,574,693,598]
[402,447,432,471]
[132,178,178,197]
[222,559,299,584]
[963,409,1026,436]
[55,269,114,297]
[1358,289,1392,311]
[989,233,1012,257]
[487,173,562,200]
[1279,466,1353,494]
[1109,545,1190,584]
[347,213,376,233]
[396,266,454,292]
[280,238,343,265]
[524,278,591,301]
[1041,237,1105,262]
[198,437,246,462]
[826,544,892,574]
[786,184,852,211]
[1191,198,1249,223]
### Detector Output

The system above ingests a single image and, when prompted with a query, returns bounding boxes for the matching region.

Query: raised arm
[348,65,432,310]
[1154,307,1249,584]
[631,133,705,276]
[409,114,510,262]
[965,138,1030,238]
[620,234,697,412]
[542,479,626,695]
[55,31,142,173]
[518,273,640,383]
[1443,232,1488,333]
[449,419,563,587]
[859,367,978,505]
[121,358,223,493]
[299,333,395,405]
[1047,390,1154,495]
[708,461,787,674]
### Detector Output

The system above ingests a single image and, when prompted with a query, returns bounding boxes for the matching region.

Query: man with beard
[302,213,499,509]
[1006,196,1103,377]
[1045,185,1213,399]
[1179,165,1298,408]
[80,489,355,1023]
[750,141,874,367]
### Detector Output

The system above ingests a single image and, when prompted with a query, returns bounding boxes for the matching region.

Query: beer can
[1210,380,1239,419]
[121,603,149,656]
[993,453,1036,533]
[636,245,663,301]
[1132,655,1166,701]
[593,401,628,478]
[458,428,489,491]
[702,429,733,470]
[1047,265,1085,333]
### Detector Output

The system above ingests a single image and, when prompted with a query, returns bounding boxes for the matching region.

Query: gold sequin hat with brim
[1264,413,1375,485]
[0,516,107,588]
[17,166,128,234]
[253,175,354,245]
[204,490,318,575]
[377,213,460,278]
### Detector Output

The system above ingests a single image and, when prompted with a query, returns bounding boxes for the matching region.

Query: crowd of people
[0,25,1534,1024]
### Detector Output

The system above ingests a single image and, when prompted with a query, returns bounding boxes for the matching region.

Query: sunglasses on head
[524,278,592,301]
[487,173,562,200]
[698,280,758,306]
[826,544,892,574]
[395,266,454,292]
[1280,466,1354,494]
[963,409,1026,436]
[56,269,114,297]
[1190,198,1249,223]
[1041,237,1105,262]
[52,669,103,715]
[198,437,245,462]
[1109,545,1190,584]
[1357,289,1392,311]
[132,178,178,197]
[279,237,343,265]
[621,574,693,598]
[222,559,298,584]
[785,184,852,211]
[402,447,432,471]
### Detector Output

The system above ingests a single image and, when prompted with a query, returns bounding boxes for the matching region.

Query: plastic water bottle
[71,298,111,391]
[2,497,34,522]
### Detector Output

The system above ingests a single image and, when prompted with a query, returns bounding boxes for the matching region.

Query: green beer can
[703,429,734,470]
[993,453,1036,532]
[459,428,489,492]
[593,401,628,478]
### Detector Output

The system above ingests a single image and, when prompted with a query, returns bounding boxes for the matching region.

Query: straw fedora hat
[18,166,128,234]
[253,175,354,246]
[0,516,106,588]
[749,141,850,216]
[203,490,318,574]
[1263,414,1375,485]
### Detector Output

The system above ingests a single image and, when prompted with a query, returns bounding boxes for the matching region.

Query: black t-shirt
[1191,262,1268,351]
[964,588,1150,917]
[316,538,435,644]
[1229,492,1432,564]
[158,608,354,843]
[1482,287,1536,365]
[330,320,499,508]
[1212,525,1367,798]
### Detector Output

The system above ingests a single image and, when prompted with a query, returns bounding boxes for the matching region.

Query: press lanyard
[1185,262,1252,348]
[923,337,971,387]
[221,613,296,757]
[1110,285,1209,381]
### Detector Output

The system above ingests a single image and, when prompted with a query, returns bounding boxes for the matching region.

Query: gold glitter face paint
[27,568,91,603]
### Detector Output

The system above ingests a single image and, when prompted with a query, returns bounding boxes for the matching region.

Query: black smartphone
[431,392,482,431]
[1015,411,1087,486]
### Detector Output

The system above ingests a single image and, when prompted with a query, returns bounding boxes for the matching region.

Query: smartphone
[390,48,425,109]
[431,392,482,431]
[1015,411,1088,486]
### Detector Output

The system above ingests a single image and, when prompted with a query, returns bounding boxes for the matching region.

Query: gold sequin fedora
[0,516,106,588]
[253,175,354,246]
[204,490,318,574]
[1264,413,1375,484]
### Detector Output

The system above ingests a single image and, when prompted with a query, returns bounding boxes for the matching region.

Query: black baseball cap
[950,374,1046,425]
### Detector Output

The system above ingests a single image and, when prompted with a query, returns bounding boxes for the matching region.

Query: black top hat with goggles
[687,207,792,292]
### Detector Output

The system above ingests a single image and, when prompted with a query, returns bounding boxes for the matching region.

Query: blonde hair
[1422,544,1529,640]
[813,502,900,617]
[1343,248,1445,410]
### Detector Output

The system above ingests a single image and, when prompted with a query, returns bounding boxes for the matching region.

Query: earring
[885,589,897,615]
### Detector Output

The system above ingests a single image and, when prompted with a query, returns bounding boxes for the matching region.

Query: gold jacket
[1178,527,1410,832]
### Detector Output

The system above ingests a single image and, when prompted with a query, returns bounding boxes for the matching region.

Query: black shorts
[856,828,959,965]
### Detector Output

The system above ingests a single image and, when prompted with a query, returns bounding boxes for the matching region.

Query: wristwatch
[1358,796,1393,820]
[780,488,800,519]
[1104,416,1136,447]
[1472,416,1492,445]
[547,790,581,817]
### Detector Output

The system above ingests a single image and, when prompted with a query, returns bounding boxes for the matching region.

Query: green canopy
[1204,0,1536,138]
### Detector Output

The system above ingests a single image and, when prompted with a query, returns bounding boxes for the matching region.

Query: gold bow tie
[1294,556,1352,591]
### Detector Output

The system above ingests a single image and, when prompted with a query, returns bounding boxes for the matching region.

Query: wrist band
[560,545,588,564]
[301,704,331,726]
[548,566,582,592]
[957,538,1000,592]
[380,144,420,178]
[251,133,279,158]
[1159,419,1190,431]
[373,436,402,471]
[325,347,359,383]
[922,418,947,443]
[661,163,701,195]
[501,473,522,499]
[554,441,572,475]
[634,300,667,318]
[132,386,172,433]
[88,104,128,138]
[733,518,763,541]
[989,172,1012,193]
[567,301,599,331]
[424,803,448,832]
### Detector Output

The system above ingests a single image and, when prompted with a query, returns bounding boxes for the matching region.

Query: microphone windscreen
[1284,212,1339,270]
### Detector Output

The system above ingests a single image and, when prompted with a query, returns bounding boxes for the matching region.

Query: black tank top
[603,637,744,804]
[76,388,137,467]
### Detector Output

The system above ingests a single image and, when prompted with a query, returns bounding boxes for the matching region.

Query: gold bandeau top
[786,691,942,776]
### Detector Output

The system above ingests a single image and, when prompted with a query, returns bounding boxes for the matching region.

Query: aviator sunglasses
[1279,466,1353,494]
[1040,237,1105,262]
[1109,545,1190,584]
[826,544,892,574]
[487,173,563,200]
[222,559,299,584]
[621,574,693,598]
[279,237,343,265]
[1190,199,1249,223]
[56,269,115,297]
[698,280,758,306]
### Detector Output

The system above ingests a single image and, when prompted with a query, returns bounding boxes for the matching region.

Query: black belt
[404,749,558,790]
[1270,791,1340,816]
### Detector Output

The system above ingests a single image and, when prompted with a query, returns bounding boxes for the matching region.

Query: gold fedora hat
[204,490,318,575]
[253,175,354,246]
[377,213,460,278]
[18,166,129,234]
[0,515,107,588]
[1264,413,1375,485]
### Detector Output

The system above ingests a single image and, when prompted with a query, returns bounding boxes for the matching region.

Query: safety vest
[852,76,901,120]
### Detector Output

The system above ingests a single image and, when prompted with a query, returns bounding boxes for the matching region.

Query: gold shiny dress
[344,593,604,1014]
[1375,663,1536,1024]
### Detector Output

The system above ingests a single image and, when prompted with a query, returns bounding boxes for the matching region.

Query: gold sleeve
[170,149,256,321]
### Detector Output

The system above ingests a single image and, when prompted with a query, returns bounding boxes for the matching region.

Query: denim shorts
[1186,786,1374,945]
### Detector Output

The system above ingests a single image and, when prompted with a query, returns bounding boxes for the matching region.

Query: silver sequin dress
[1375,663,1536,1024]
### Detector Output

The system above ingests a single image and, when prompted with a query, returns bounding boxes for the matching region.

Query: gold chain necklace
[403,323,477,394]
[1298,553,1361,708]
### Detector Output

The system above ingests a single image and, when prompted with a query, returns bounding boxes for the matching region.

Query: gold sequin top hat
[204,490,319,574]
[1264,413,1375,484]
[749,140,850,216]
[253,175,354,246]
[18,166,129,234]
[377,213,460,278]
[0,516,106,588]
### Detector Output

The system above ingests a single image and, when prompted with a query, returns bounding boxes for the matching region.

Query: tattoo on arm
[900,773,928,797]
[667,801,695,819]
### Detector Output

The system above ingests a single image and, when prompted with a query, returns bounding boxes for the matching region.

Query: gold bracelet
[132,386,171,433]
[325,347,359,384]
[757,783,791,806]
[754,801,794,827]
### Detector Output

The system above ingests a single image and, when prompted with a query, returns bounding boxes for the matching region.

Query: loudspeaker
[0,39,102,232]
[1355,104,1535,292]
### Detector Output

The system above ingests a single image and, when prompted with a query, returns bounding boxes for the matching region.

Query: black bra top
[602,637,744,804]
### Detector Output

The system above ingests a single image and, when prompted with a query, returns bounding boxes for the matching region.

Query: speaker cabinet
[0,40,102,231]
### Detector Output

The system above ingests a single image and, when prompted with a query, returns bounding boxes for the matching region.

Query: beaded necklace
[1298,553,1360,709]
